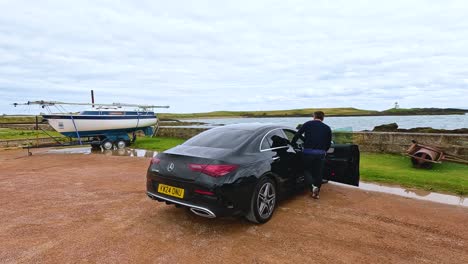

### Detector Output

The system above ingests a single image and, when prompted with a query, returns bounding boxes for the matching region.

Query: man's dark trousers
[303,154,325,189]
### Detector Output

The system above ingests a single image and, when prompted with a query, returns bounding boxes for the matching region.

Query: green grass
[132,137,186,152]
[361,153,468,195]
[0,128,62,140]
[131,137,468,195]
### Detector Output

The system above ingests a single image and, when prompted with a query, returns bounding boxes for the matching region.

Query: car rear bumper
[146,171,255,218]
[146,191,216,218]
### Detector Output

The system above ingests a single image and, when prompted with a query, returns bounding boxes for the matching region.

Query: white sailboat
[13,100,169,149]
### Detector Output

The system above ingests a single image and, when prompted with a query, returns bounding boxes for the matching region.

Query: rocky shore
[371,123,468,134]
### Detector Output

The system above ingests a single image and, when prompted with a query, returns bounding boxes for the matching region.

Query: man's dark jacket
[292,120,332,151]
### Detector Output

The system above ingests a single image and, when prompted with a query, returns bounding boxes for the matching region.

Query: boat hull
[43,115,157,137]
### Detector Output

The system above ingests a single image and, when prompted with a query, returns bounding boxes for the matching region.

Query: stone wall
[335,131,467,158]
[157,127,209,139]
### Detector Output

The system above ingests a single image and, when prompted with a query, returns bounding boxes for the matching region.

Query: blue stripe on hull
[60,127,152,138]
[43,115,157,120]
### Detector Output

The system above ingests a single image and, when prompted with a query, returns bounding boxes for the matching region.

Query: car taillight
[188,163,206,172]
[203,165,238,177]
[150,157,161,165]
[188,164,238,177]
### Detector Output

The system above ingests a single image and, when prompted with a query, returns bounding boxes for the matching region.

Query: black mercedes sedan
[146,123,359,223]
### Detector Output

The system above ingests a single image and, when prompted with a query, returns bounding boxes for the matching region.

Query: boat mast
[13,100,170,109]
[91,90,95,108]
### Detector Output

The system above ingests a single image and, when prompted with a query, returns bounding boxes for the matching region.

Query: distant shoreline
[158,107,467,119]
[164,112,468,120]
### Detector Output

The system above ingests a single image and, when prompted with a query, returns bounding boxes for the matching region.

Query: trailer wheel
[116,140,126,149]
[91,137,101,150]
[102,140,113,150]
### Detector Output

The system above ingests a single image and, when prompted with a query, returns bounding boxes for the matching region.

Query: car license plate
[158,183,185,199]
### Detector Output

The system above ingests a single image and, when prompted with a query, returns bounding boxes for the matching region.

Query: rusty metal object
[444,154,468,164]
[406,140,468,168]
[406,140,445,168]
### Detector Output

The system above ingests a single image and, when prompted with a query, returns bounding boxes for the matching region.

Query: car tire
[245,176,277,224]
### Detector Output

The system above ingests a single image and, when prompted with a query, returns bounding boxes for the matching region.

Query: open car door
[323,144,360,186]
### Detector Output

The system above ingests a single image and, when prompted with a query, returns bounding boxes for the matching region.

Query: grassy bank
[0,128,62,140]
[159,107,467,119]
[0,116,39,123]
[361,153,467,195]
[159,107,379,119]
[381,108,467,115]
[131,137,186,152]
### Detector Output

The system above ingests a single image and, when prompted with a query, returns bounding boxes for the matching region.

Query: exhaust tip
[146,191,216,218]
[190,207,216,218]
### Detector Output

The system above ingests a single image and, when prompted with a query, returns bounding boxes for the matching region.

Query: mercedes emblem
[167,162,175,172]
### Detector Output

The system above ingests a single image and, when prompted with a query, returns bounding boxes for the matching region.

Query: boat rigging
[12,99,170,150]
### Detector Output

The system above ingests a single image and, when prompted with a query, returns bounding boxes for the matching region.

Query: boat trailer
[19,115,160,156]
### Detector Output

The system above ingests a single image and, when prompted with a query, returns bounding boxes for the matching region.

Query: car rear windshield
[183,129,252,149]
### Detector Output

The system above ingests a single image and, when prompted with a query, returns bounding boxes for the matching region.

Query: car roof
[213,123,290,131]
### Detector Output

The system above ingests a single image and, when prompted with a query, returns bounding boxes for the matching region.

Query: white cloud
[0,0,467,114]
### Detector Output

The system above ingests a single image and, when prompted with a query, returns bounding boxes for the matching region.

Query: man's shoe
[312,186,320,199]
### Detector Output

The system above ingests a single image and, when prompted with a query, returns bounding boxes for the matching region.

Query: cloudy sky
[1,0,467,114]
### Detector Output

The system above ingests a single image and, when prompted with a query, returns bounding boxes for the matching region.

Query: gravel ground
[0,149,467,264]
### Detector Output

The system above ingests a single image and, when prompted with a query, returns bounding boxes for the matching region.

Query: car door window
[260,129,289,151]
[260,138,270,150]
[283,129,295,141]
[284,129,304,145]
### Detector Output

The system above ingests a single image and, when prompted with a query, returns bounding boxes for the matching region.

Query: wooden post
[35,115,39,147]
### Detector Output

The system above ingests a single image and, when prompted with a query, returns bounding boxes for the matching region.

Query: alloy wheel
[256,182,276,219]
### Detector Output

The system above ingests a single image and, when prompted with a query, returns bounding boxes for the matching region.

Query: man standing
[291,111,332,199]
